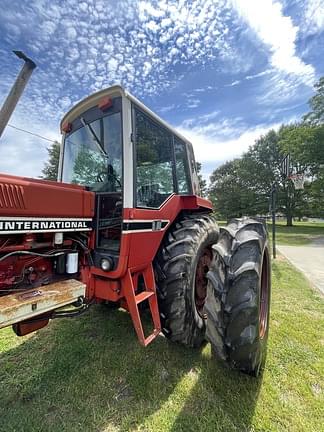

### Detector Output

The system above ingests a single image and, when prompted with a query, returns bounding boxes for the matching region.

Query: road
[277,238,324,295]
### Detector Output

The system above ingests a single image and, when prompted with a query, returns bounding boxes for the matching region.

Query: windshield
[62,112,122,192]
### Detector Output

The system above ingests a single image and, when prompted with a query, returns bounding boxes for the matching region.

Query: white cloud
[180,114,245,138]
[66,26,77,40]
[145,20,159,32]
[79,2,88,13]
[0,0,236,118]
[245,70,272,80]
[225,79,241,87]
[256,69,312,107]
[143,61,152,76]
[176,36,185,47]
[158,104,176,114]
[161,17,172,28]
[230,0,315,83]
[0,114,59,178]
[178,122,283,179]
[177,110,299,179]
[0,0,318,180]
[303,0,324,34]
[187,98,201,109]
[138,1,166,20]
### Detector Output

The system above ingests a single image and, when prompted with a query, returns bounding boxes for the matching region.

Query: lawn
[0,257,323,432]
[218,219,324,246]
[269,221,324,246]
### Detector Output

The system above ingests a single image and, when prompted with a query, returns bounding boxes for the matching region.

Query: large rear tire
[154,213,219,347]
[205,218,271,376]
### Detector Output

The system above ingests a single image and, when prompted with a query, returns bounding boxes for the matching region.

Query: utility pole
[270,183,276,259]
[0,51,37,138]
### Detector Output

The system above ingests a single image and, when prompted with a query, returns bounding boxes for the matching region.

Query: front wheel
[154,213,219,347]
[205,218,271,376]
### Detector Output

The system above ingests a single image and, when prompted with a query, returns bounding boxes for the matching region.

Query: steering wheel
[96,170,121,188]
[97,172,106,182]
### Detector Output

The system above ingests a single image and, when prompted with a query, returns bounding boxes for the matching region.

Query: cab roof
[60,85,192,147]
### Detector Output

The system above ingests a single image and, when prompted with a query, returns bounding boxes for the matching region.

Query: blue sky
[0,0,323,181]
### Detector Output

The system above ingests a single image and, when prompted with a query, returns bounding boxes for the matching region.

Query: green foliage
[209,159,253,219]
[279,123,324,173]
[303,76,324,125]
[137,162,174,193]
[196,162,207,197]
[71,149,106,186]
[209,129,307,224]
[41,141,60,181]
[279,123,324,217]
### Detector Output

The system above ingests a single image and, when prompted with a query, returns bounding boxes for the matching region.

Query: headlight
[100,257,113,272]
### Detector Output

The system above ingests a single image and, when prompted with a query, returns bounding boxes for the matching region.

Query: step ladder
[123,264,161,346]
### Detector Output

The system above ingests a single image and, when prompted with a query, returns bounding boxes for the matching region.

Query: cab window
[174,137,192,194]
[135,109,174,208]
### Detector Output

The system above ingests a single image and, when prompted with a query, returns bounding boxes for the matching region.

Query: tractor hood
[0,173,94,220]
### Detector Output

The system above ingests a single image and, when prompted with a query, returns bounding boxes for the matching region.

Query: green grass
[218,220,324,245]
[268,221,324,246]
[0,259,323,432]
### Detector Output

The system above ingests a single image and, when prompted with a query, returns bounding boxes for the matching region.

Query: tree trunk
[286,213,293,226]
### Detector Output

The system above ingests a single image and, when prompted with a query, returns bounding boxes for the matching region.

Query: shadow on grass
[0,306,262,432]
[169,359,262,432]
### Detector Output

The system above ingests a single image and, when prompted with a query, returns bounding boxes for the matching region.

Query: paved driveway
[277,238,324,295]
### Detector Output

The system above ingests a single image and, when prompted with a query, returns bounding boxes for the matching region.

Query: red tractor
[0,85,270,376]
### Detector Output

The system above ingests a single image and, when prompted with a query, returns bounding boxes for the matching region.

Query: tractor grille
[0,183,26,209]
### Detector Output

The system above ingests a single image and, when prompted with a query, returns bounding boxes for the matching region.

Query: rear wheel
[154,213,219,347]
[205,218,271,376]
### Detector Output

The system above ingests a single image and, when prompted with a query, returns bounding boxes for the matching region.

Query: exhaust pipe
[0,51,37,138]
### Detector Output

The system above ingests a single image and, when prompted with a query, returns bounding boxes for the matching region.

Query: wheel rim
[195,247,213,317]
[259,250,270,339]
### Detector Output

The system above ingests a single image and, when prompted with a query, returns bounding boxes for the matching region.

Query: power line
[7,123,59,144]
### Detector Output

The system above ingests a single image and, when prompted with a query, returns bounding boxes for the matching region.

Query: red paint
[12,314,50,336]
[62,122,72,133]
[0,172,213,346]
[0,173,94,217]
[98,96,113,111]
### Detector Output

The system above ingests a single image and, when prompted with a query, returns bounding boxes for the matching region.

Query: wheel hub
[195,247,212,317]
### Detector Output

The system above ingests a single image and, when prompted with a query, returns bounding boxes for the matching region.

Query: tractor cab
[59,86,202,275]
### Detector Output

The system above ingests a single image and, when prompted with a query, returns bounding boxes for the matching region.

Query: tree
[41,141,60,180]
[279,123,324,217]
[279,123,324,174]
[71,149,106,185]
[277,77,324,217]
[209,159,252,219]
[209,129,308,225]
[303,76,324,125]
[196,162,207,197]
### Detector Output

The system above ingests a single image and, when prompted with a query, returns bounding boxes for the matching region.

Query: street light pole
[270,182,276,259]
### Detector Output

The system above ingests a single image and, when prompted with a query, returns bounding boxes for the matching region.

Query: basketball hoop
[288,173,305,190]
